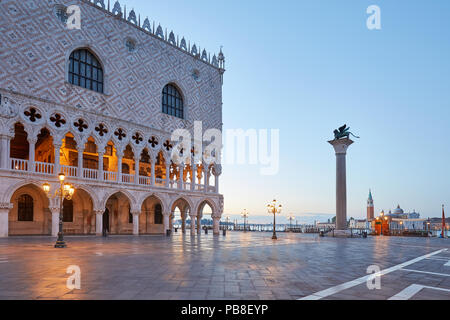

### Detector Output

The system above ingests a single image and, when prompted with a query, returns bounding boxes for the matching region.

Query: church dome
[393,205,404,214]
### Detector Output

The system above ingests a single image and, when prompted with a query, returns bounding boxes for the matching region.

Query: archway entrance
[140,195,164,234]
[104,192,132,234]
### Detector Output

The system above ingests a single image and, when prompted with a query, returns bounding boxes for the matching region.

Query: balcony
[7,158,218,194]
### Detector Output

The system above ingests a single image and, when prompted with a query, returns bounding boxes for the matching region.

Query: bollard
[223,229,226,236]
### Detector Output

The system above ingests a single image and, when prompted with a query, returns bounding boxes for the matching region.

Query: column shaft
[51,208,59,237]
[213,217,220,235]
[0,207,11,237]
[132,213,139,235]
[96,212,103,236]
[77,148,83,178]
[336,154,347,230]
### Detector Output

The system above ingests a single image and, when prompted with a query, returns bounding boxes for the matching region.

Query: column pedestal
[132,213,139,235]
[50,207,60,237]
[328,138,354,233]
[0,204,13,237]
[95,212,103,236]
[189,215,196,235]
[163,213,170,234]
[213,216,220,235]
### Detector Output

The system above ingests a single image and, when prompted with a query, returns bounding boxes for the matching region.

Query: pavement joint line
[298,248,447,300]
[424,257,449,261]
[400,269,450,277]
[388,284,450,300]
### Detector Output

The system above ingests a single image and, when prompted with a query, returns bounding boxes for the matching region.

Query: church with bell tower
[367,189,374,221]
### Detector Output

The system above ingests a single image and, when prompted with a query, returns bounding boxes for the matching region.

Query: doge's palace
[0,0,225,237]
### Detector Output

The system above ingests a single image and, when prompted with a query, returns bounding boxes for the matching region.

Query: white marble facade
[0,0,225,237]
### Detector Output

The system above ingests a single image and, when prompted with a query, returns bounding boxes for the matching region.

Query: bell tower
[367,189,374,221]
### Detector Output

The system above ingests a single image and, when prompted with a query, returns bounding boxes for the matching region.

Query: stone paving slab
[0,232,449,300]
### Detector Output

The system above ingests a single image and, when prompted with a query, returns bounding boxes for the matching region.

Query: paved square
[0,232,449,300]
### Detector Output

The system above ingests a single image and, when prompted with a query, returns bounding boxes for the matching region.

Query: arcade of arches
[4,183,219,236]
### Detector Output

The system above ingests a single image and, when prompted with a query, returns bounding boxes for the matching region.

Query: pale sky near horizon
[122,0,450,221]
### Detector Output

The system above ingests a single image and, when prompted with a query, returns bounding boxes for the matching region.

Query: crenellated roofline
[79,0,225,71]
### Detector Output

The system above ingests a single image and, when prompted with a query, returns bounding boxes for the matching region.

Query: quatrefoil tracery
[95,123,108,137]
[114,128,126,141]
[74,119,88,132]
[24,108,42,122]
[50,113,66,128]
[148,136,159,148]
[132,132,143,145]
[163,140,173,151]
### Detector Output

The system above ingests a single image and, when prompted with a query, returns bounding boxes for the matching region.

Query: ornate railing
[61,165,77,177]
[11,158,28,172]
[122,173,134,184]
[83,168,98,180]
[7,158,216,193]
[104,171,118,182]
[35,161,55,175]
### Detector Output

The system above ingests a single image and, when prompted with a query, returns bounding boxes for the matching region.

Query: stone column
[197,214,202,234]
[213,216,220,235]
[50,207,60,237]
[28,137,36,172]
[165,162,171,188]
[189,214,196,235]
[0,203,13,237]
[328,138,354,231]
[54,143,62,174]
[191,163,197,191]
[134,155,140,185]
[179,164,184,190]
[203,165,209,192]
[132,212,140,235]
[95,210,103,236]
[117,151,123,183]
[0,136,10,169]
[150,159,155,186]
[77,147,84,178]
[181,211,186,233]
[163,212,170,234]
[98,151,104,181]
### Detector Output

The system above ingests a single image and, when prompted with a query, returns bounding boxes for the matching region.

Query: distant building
[367,189,374,221]
[316,222,335,229]
[349,218,369,229]
[372,205,426,232]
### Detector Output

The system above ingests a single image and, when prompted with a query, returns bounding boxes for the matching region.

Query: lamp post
[267,199,282,240]
[241,209,249,232]
[43,173,75,248]
[288,214,295,232]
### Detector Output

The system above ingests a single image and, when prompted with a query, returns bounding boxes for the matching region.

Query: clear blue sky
[124,0,450,220]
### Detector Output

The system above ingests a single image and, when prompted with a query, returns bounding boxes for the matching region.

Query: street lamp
[267,199,282,240]
[288,213,295,232]
[241,209,249,232]
[43,173,75,248]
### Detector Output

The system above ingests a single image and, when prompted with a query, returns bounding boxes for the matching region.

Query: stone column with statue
[328,125,359,237]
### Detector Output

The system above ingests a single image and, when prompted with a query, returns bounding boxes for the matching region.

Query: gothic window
[154,204,163,224]
[63,199,73,223]
[162,84,184,119]
[69,49,104,93]
[18,194,33,222]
